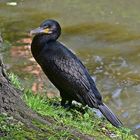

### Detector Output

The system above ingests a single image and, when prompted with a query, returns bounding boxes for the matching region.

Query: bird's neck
[31,34,53,58]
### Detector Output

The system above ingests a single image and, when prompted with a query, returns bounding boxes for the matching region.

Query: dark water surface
[0,0,140,136]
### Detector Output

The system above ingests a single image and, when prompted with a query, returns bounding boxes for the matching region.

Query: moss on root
[0,113,79,140]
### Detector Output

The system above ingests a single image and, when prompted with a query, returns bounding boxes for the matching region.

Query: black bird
[30,19,122,127]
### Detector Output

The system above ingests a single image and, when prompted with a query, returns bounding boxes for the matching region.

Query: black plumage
[30,19,122,127]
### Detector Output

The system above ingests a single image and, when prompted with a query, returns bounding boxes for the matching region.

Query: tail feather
[98,103,122,127]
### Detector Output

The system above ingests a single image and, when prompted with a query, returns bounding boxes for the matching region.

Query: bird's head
[30,19,61,41]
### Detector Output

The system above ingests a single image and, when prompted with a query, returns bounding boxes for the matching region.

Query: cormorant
[30,19,122,127]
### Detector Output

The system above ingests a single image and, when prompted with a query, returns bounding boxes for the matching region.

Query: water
[0,0,140,136]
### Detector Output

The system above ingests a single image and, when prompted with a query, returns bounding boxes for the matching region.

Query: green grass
[23,90,138,140]
[0,111,77,140]
[0,73,138,140]
[8,73,23,90]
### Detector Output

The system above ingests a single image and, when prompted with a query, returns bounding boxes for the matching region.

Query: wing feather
[53,57,90,92]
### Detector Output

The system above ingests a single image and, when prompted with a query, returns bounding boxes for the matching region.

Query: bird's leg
[61,98,66,107]
[67,100,72,107]
[61,99,72,108]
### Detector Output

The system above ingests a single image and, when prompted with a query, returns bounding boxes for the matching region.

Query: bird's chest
[36,49,61,78]
[37,50,56,70]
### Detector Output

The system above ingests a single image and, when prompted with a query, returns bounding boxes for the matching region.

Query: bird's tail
[98,103,122,128]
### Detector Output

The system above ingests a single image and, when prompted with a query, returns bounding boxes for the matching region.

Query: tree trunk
[0,58,94,140]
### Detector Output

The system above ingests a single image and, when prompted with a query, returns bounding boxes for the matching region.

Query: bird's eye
[43,24,52,29]
[43,25,49,29]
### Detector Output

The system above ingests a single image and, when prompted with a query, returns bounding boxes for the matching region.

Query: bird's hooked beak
[30,27,52,36]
